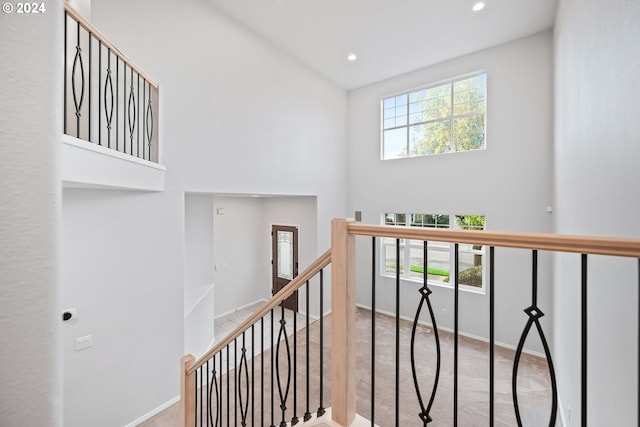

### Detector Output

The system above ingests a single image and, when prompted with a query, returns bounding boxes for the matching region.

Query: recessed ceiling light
[472,2,485,11]
[347,53,357,62]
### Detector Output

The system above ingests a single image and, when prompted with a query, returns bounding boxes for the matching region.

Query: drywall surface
[91,0,348,254]
[0,2,62,426]
[60,189,184,427]
[58,0,348,423]
[553,0,640,424]
[185,194,214,293]
[347,32,555,351]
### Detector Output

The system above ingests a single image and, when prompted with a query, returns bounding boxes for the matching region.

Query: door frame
[271,224,299,311]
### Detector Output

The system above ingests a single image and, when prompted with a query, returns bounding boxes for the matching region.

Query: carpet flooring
[140,308,555,426]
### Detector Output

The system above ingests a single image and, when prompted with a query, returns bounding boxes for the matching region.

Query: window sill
[380,273,486,295]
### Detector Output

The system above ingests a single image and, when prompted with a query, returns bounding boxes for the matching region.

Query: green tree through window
[383,74,486,159]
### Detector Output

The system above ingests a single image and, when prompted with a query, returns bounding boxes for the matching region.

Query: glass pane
[383,127,407,159]
[409,120,451,156]
[277,231,294,280]
[424,83,451,121]
[458,262,483,288]
[427,247,450,285]
[384,243,405,276]
[454,75,485,115]
[453,114,485,152]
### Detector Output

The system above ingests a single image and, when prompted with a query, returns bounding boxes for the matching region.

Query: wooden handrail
[187,249,332,375]
[64,2,159,89]
[348,223,640,258]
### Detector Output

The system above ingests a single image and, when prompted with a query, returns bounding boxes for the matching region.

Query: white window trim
[381,72,487,160]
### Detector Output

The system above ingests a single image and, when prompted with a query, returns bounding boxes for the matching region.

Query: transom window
[382,73,487,160]
[382,213,486,290]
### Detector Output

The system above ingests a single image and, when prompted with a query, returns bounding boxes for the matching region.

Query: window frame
[381,72,487,160]
[380,213,487,293]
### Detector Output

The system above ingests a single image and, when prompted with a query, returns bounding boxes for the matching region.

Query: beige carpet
[140,308,554,426]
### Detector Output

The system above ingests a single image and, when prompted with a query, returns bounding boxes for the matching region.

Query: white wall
[60,189,184,427]
[348,32,554,350]
[553,0,640,424]
[0,2,62,425]
[55,0,349,422]
[213,196,270,316]
[185,194,214,294]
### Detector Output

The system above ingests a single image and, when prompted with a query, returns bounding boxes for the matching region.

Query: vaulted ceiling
[207,0,558,89]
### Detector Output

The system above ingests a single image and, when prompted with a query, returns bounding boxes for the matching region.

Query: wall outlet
[75,335,92,351]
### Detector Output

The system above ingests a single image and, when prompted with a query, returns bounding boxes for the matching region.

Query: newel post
[181,354,196,427]
[331,218,356,427]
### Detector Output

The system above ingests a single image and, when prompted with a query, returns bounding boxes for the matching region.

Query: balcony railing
[181,220,640,426]
[63,3,159,162]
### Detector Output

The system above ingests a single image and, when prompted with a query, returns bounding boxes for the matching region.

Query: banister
[64,1,159,89]
[348,222,640,258]
[187,249,332,375]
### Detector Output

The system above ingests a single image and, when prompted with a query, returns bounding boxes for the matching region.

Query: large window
[382,73,486,160]
[382,213,486,290]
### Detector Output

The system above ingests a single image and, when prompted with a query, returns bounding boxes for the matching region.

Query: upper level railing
[63,3,159,162]
[181,219,640,427]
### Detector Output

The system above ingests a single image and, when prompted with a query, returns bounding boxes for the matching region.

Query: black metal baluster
[207,360,210,427]
[200,365,204,427]
[219,350,223,427]
[104,48,114,149]
[115,57,118,151]
[251,325,255,427]
[234,338,237,427]
[637,259,639,427]
[411,241,441,426]
[454,243,459,427]
[64,12,67,135]
[318,268,325,417]
[128,67,136,153]
[395,238,401,427]
[123,63,127,154]
[581,254,587,427]
[304,281,311,422]
[146,85,153,159]
[371,237,376,427]
[137,74,140,157]
[489,246,495,427]
[261,317,265,427]
[226,345,230,427]
[276,302,291,427]
[512,250,558,427]
[88,32,91,142]
[98,41,101,145]
[292,289,299,426]
[72,21,85,137]
[239,333,249,427]
[142,80,146,158]
[271,309,275,427]
[210,355,219,427]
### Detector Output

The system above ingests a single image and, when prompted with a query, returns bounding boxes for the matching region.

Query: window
[382,213,486,290]
[382,73,486,160]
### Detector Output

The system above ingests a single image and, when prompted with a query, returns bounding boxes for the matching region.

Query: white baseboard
[123,394,179,427]
[214,298,268,320]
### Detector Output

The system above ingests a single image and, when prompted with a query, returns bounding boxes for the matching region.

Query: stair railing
[181,218,640,426]
[63,2,159,162]
[181,250,331,427]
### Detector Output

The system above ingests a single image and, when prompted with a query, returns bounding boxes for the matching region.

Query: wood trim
[348,223,640,258]
[330,218,356,427]
[180,354,195,427]
[188,249,331,374]
[64,2,159,89]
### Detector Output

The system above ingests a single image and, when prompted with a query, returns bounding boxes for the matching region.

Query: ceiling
[207,0,558,90]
